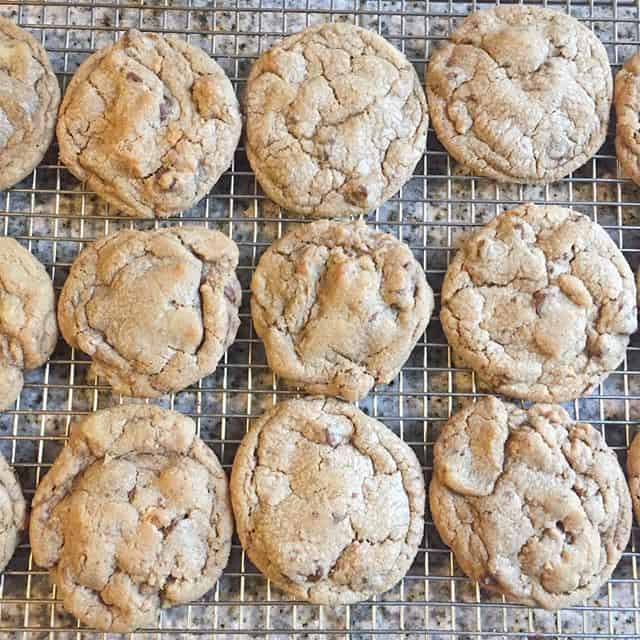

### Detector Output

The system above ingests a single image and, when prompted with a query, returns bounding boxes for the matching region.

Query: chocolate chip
[355,185,368,201]
[224,285,236,304]
[307,567,323,582]
[127,71,142,82]
[533,289,546,313]
[325,429,341,447]
[159,97,172,121]
[556,520,575,543]
[311,510,319,519]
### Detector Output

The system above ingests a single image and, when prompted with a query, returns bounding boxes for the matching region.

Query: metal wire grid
[0,0,638,637]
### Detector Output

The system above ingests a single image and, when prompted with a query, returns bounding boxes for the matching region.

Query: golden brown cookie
[245,23,428,217]
[58,227,241,397]
[57,30,241,218]
[427,6,612,183]
[30,404,233,632]
[431,397,631,609]
[441,204,636,402]
[0,18,60,190]
[231,397,425,604]
[251,219,433,401]
[0,237,57,409]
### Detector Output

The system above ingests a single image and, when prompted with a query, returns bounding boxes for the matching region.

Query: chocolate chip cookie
[431,397,631,609]
[58,227,241,397]
[0,18,60,190]
[30,404,233,632]
[615,51,640,186]
[427,6,612,183]
[251,219,433,401]
[57,30,241,218]
[0,237,57,409]
[625,432,640,524]
[0,451,26,573]
[245,23,428,217]
[231,397,425,604]
[441,204,636,402]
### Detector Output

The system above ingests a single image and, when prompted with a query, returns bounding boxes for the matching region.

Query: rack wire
[0,0,639,637]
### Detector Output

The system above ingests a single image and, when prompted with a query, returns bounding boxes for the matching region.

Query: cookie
[230,397,425,604]
[57,30,241,218]
[615,51,640,185]
[0,18,60,191]
[0,237,57,409]
[58,227,241,397]
[441,204,636,402]
[431,397,631,609]
[244,23,428,218]
[625,433,640,524]
[251,219,433,401]
[30,404,233,632]
[0,452,26,573]
[427,5,612,183]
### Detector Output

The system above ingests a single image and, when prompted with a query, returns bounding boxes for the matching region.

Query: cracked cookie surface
[426,5,612,183]
[57,30,241,218]
[440,204,636,402]
[251,219,433,401]
[615,51,640,186]
[0,18,60,190]
[245,23,428,218]
[230,397,425,604]
[0,451,26,573]
[30,404,233,632]
[430,397,631,609]
[58,226,241,397]
[625,433,640,524]
[0,237,57,409]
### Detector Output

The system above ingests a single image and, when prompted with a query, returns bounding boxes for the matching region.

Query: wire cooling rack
[0,0,640,637]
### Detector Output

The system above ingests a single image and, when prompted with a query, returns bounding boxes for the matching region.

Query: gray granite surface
[0,0,639,638]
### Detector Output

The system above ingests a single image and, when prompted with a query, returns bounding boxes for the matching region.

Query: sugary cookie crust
[0,452,26,573]
[431,397,632,609]
[427,5,612,183]
[625,432,640,524]
[30,404,233,632]
[245,22,428,217]
[251,219,433,401]
[615,51,640,186]
[58,227,241,397]
[440,204,637,402]
[230,397,425,604]
[0,237,58,409]
[0,17,60,190]
[57,30,241,218]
